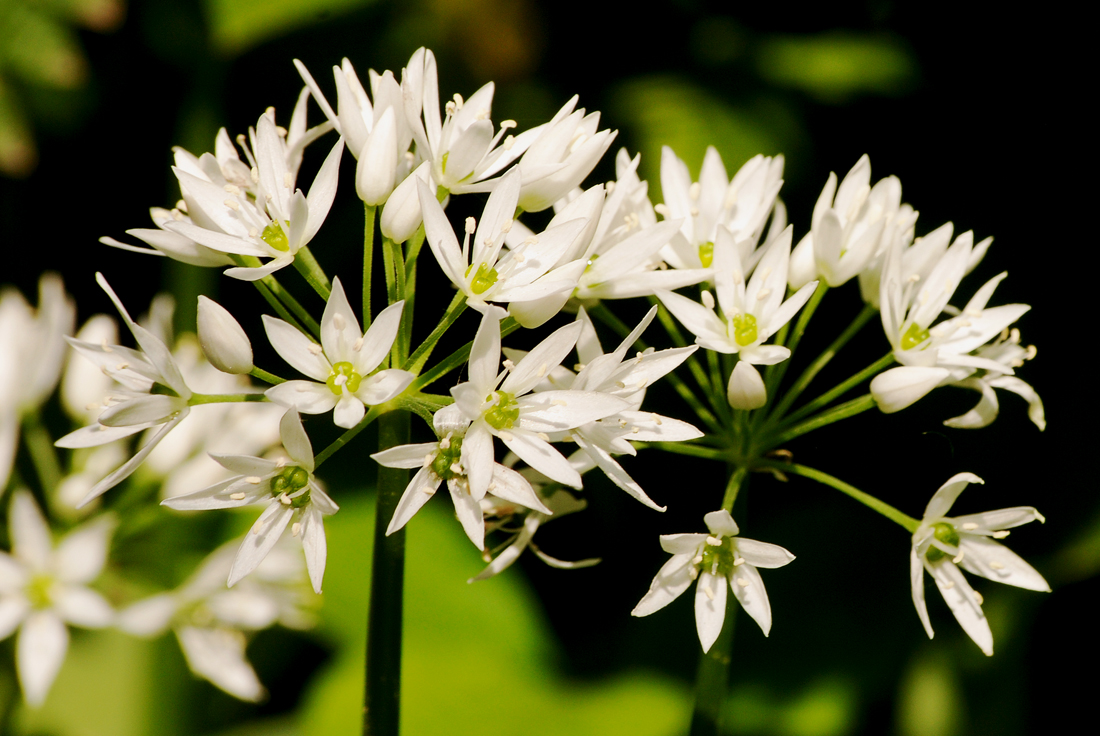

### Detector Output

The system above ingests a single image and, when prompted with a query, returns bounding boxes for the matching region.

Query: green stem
[252,277,307,335]
[315,404,386,468]
[249,367,286,385]
[759,460,918,531]
[384,237,408,365]
[363,204,377,329]
[187,392,268,405]
[404,291,467,375]
[770,304,876,421]
[783,353,895,426]
[262,274,320,336]
[294,245,332,300]
[762,282,827,413]
[364,409,410,736]
[646,441,725,460]
[22,414,62,493]
[411,317,520,391]
[767,394,875,446]
[402,227,425,355]
[721,464,749,512]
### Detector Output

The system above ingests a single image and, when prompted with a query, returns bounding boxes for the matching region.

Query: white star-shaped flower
[264,277,414,428]
[632,510,794,652]
[0,491,115,706]
[910,473,1049,656]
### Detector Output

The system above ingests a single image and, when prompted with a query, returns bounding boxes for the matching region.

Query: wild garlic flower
[163,108,344,281]
[0,491,115,706]
[450,308,630,499]
[911,473,1049,656]
[372,404,550,550]
[788,155,905,288]
[56,274,193,505]
[162,410,337,593]
[658,226,818,408]
[943,327,1044,430]
[418,169,588,327]
[632,510,794,652]
[871,234,1029,414]
[470,487,599,582]
[196,296,254,374]
[118,537,315,701]
[656,146,784,273]
[264,277,414,428]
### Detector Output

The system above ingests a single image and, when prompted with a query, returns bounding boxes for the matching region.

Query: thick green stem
[767,394,875,446]
[187,392,268,405]
[22,413,62,493]
[721,464,749,512]
[364,410,410,736]
[363,204,377,329]
[759,460,918,531]
[249,367,286,385]
[783,353,895,426]
[404,291,467,375]
[294,245,332,300]
[770,303,876,421]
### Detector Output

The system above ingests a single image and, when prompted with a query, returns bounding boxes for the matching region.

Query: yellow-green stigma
[326,361,362,395]
[261,221,290,252]
[698,242,714,268]
[430,436,464,480]
[466,263,499,295]
[273,466,312,508]
[26,574,54,609]
[924,522,960,563]
[699,537,737,578]
[484,390,520,430]
[732,313,758,346]
[901,322,931,351]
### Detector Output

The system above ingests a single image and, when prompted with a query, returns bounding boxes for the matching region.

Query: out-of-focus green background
[0,0,1090,734]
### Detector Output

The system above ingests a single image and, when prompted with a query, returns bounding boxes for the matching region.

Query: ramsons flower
[264,277,414,428]
[911,473,1049,656]
[632,510,794,651]
[0,491,115,706]
[162,410,337,593]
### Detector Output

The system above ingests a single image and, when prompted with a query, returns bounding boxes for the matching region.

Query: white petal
[10,491,52,571]
[950,506,1043,532]
[729,564,774,636]
[924,472,984,521]
[461,421,495,500]
[228,504,293,587]
[930,560,993,656]
[488,464,551,514]
[500,430,581,489]
[355,369,414,405]
[911,548,934,639]
[320,277,363,363]
[176,626,264,701]
[355,300,405,375]
[957,536,1049,592]
[279,409,315,469]
[631,553,696,617]
[197,296,253,374]
[694,571,728,652]
[53,586,113,628]
[727,361,766,410]
[703,510,739,537]
[264,381,338,415]
[503,322,582,396]
[97,394,183,427]
[448,483,485,550]
[333,393,366,428]
[262,315,330,381]
[79,412,189,505]
[117,595,177,637]
[386,466,441,535]
[55,516,115,584]
[870,366,952,413]
[299,505,329,593]
[17,611,69,706]
[734,538,794,569]
[571,432,664,511]
[0,597,30,640]
[372,442,440,469]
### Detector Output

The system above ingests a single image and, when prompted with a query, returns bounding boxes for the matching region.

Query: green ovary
[732,313,758,346]
[272,466,312,507]
[430,436,464,480]
[699,537,737,578]
[484,390,520,430]
[261,221,290,252]
[924,522,961,563]
[698,242,714,268]
[466,263,499,295]
[326,362,363,395]
[26,574,54,609]
[900,322,931,351]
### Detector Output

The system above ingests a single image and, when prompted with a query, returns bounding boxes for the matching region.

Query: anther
[942,580,955,589]
[733,557,745,566]
[973,590,984,604]
[502,135,515,150]
[537,433,550,442]
[962,523,979,530]
[652,414,662,425]
[703,585,715,600]
[690,207,700,217]
[475,109,489,120]
[230,492,246,500]
[502,359,516,371]
[991,530,1010,539]
[705,536,722,546]
[700,291,715,309]
[537,363,547,377]
[952,550,965,564]
[245,476,262,484]
[307,343,323,355]
[736,578,750,587]
[224,199,240,211]
[278,493,292,506]
[353,337,364,352]
[224,184,241,195]
[524,236,539,246]
[501,219,513,233]
[500,120,517,130]
[333,314,346,330]
[689,182,701,200]
[756,288,771,300]
[692,555,704,565]
[551,399,567,407]
[465,217,477,234]
[574,363,586,372]
[115,362,130,371]
[283,173,293,188]
[653,203,671,218]
[292,522,301,537]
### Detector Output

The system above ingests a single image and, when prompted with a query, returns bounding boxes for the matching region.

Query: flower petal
[729,564,774,636]
[228,503,293,587]
[386,466,441,535]
[694,571,727,652]
[176,626,264,702]
[957,536,1050,592]
[631,553,695,617]
[17,611,69,706]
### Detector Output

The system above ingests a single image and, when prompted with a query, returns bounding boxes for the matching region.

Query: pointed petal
[734,538,794,569]
[448,484,485,550]
[924,472,984,521]
[694,571,727,652]
[228,503,293,587]
[930,560,993,655]
[729,564,773,636]
[17,611,69,706]
[387,466,441,534]
[957,536,1050,592]
[631,553,696,617]
[262,315,330,381]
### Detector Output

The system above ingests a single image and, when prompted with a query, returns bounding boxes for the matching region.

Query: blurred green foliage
[202,0,376,54]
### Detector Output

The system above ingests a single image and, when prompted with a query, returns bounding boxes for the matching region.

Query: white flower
[450,308,630,500]
[910,473,1049,656]
[197,296,254,374]
[788,155,904,288]
[0,491,114,706]
[942,328,1044,430]
[55,274,192,505]
[418,168,588,326]
[0,274,74,487]
[100,206,235,268]
[163,109,344,281]
[657,225,818,408]
[118,536,315,701]
[372,404,550,550]
[632,510,794,651]
[470,488,599,582]
[264,277,414,428]
[162,410,338,593]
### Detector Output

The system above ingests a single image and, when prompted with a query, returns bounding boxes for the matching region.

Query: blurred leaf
[0,79,36,177]
[724,677,857,736]
[896,651,963,736]
[756,33,917,103]
[11,629,154,736]
[298,493,691,735]
[1050,505,1100,584]
[0,3,88,88]
[36,0,126,32]
[609,75,796,191]
[202,0,378,55]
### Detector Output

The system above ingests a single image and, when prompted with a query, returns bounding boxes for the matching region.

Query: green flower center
[150,382,180,397]
[272,465,312,507]
[261,221,290,252]
[484,390,520,430]
[732,313,758,346]
[430,435,464,480]
[698,242,714,268]
[465,263,499,295]
[924,522,960,563]
[699,536,737,578]
[26,574,54,609]
[900,322,931,351]
[326,361,363,395]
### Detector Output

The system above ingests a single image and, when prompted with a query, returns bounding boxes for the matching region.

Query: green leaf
[202,0,378,55]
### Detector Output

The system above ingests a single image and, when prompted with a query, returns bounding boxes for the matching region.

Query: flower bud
[197,296,253,374]
[381,161,433,243]
[869,366,951,413]
[356,107,398,205]
[727,361,766,410]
